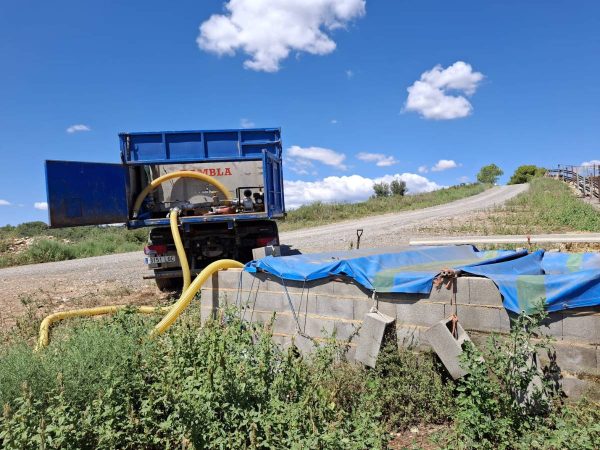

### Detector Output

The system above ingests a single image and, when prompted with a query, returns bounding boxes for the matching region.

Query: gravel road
[0,184,526,327]
[282,184,529,252]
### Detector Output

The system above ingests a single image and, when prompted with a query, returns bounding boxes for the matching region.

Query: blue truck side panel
[120,128,281,164]
[46,161,129,227]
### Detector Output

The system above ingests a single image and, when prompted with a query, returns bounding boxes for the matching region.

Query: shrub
[390,179,407,196]
[450,303,566,449]
[373,182,390,198]
[477,164,503,184]
[374,338,454,430]
[508,165,546,185]
[0,309,387,449]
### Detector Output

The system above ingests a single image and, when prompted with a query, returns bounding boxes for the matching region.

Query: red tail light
[255,237,277,247]
[144,244,168,255]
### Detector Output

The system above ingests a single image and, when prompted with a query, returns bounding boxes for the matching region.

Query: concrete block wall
[201,268,600,399]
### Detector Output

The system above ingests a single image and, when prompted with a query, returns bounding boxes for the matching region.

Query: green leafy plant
[450,303,563,449]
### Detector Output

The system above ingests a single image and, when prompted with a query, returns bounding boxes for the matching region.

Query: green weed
[447,303,599,449]
[0,224,147,268]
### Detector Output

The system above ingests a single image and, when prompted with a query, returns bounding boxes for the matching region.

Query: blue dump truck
[45,128,285,290]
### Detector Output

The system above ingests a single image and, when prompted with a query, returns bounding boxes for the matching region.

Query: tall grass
[444,178,600,236]
[0,223,147,268]
[281,183,488,231]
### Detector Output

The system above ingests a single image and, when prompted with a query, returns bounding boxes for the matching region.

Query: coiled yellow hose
[169,208,191,292]
[150,259,244,337]
[36,305,170,350]
[132,170,233,218]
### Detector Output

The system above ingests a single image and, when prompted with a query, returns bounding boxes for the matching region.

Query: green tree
[373,182,390,198]
[508,165,546,184]
[390,179,407,196]
[477,164,503,184]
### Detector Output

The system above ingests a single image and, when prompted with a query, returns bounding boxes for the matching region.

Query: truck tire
[154,273,183,292]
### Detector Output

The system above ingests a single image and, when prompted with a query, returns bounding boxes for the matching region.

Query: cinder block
[396,325,425,350]
[427,277,469,305]
[246,291,287,313]
[353,297,374,319]
[499,308,511,332]
[396,300,445,327]
[455,305,507,333]
[354,312,396,367]
[424,318,472,379]
[252,245,281,260]
[332,280,371,298]
[553,342,598,374]
[467,277,503,306]
[314,295,354,320]
[376,298,398,320]
[561,376,600,400]
[562,310,600,343]
[303,317,358,341]
[292,334,317,355]
[200,306,216,324]
[539,312,563,339]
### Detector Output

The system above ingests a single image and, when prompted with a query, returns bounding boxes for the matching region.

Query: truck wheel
[154,274,183,292]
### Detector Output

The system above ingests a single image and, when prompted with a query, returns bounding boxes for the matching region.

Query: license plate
[144,255,176,264]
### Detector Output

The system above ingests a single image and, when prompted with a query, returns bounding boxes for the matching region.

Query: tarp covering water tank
[245,245,600,313]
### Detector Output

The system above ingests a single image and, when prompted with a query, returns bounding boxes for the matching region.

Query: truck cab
[45,128,285,290]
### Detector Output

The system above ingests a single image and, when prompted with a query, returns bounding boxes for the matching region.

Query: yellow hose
[150,259,244,337]
[36,305,170,350]
[132,170,233,218]
[170,208,191,291]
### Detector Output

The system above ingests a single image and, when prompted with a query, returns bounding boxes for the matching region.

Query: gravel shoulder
[0,184,527,329]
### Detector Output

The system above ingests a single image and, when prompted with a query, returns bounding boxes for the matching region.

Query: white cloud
[345,69,354,78]
[418,165,429,174]
[581,160,600,167]
[458,176,470,183]
[287,145,347,170]
[356,152,398,167]
[330,119,338,124]
[285,172,442,208]
[405,61,484,120]
[197,0,366,72]
[431,159,460,172]
[240,118,255,128]
[34,202,48,210]
[0,199,10,206]
[66,124,91,133]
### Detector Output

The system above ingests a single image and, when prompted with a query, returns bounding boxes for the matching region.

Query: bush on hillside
[508,165,546,185]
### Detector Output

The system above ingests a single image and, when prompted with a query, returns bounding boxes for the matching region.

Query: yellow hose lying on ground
[170,208,191,292]
[150,259,244,337]
[132,171,233,218]
[36,305,171,350]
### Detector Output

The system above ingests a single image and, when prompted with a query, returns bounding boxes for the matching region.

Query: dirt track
[0,185,527,328]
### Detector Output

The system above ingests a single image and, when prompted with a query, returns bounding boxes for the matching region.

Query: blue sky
[1,0,599,225]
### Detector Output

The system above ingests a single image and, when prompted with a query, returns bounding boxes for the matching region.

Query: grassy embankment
[0,305,597,449]
[0,183,488,268]
[280,182,489,231]
[0,222,147,268]
[432,177,600,236]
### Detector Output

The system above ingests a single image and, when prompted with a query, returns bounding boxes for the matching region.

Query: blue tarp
[245,245,600,314]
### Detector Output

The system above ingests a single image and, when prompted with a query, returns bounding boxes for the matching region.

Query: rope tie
[434,268,460,339]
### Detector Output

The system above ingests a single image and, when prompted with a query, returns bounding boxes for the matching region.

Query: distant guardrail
[547,164,600,202]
